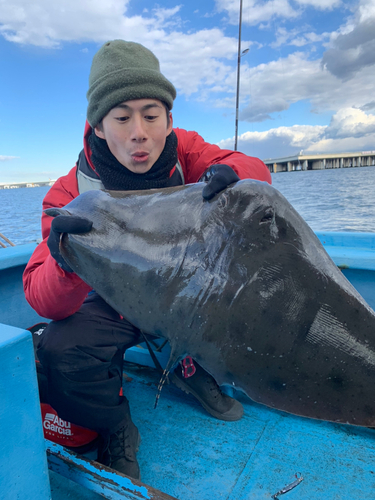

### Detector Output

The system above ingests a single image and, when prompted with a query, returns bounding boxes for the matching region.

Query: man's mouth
[131,152,149,163]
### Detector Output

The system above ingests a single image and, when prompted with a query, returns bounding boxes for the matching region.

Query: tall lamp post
[234,0,249,151]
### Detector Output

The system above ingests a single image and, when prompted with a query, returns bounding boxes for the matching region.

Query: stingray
[45,180,375,427]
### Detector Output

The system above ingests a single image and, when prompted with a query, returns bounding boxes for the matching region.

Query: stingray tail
[139,332,184,409]
[154,368,171,409]
[154,351,182,409]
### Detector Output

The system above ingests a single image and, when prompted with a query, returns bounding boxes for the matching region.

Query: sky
[1,0,375,183]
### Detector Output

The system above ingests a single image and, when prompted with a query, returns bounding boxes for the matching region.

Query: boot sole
[171,373,244,422]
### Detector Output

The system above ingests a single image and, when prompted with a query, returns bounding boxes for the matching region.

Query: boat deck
[2,236,375,499]
[48,361,375,500]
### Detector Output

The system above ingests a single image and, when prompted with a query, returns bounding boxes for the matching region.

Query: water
[0,185,50,246]
[271,166,375,233]
[0,167,374,246]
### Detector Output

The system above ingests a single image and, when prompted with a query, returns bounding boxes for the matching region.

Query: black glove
[200,164,240,201]
[47,215,93,272]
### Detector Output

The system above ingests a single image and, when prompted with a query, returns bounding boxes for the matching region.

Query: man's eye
[116,116,129,122]
[145,115,158,120]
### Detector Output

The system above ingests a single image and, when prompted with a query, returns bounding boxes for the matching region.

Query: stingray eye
[260,208,274,224]
[218,192,229,209]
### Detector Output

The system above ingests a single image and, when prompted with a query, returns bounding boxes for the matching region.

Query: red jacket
[23,123,271,321]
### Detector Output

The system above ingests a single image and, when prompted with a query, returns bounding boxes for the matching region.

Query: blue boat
[1,231,375,500]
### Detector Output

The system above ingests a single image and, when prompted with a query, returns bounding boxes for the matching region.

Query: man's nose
[130,116,147,142]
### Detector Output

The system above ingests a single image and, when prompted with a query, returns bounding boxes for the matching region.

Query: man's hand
[47,215,93,272]
[200,164,240,201]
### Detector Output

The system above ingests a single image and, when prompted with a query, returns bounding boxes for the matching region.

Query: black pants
[37,292,145,435]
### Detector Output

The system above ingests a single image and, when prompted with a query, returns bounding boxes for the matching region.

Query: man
[23,40,272,479]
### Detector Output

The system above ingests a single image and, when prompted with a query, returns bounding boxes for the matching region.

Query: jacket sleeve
[23,167,92,321]
[175,128,272,184]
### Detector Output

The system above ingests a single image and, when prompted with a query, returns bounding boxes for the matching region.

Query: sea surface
[0,166,374,246]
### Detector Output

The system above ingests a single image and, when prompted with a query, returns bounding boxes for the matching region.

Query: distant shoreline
[0,181,55,190]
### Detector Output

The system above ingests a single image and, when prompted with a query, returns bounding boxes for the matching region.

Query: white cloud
[1,0,374,130]
[295,0,340,9]
[306,107,375,153]
[218,108,375,158]
[322,18,375,79]
[322,0,375,79]
[305,136,375,154]
[213,50,375,123]
[0,0,239,98]
[361,101,375,111]
[218,124,326,158]
[151,29,237,96]
[151,5,182,29]
[215,0,299,25]
[326,107,375,138]
[0,156,18,161]
[215,0,340,25]
[215,52,328,118]
[271,26,330,48]
[0,0,132,47]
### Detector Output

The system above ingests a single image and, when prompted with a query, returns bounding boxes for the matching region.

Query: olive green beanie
[87,40,177,127]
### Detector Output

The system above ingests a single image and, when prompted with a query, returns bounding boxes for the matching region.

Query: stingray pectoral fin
[154,349,185,409]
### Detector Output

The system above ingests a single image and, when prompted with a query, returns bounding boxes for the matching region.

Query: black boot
[97,416,141,479]
[172,362,244,421]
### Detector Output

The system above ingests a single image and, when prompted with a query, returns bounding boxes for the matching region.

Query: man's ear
[94,124,105,139]
[167,112,173,135]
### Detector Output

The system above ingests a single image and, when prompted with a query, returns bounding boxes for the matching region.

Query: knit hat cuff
[87,67,176,128]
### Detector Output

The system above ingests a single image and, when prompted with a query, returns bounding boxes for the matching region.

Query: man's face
[94,99,173,174]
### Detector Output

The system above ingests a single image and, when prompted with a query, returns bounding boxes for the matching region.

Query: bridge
[263,151,375,173]
[0,180,56,190]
